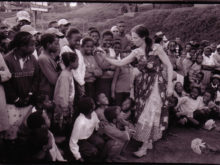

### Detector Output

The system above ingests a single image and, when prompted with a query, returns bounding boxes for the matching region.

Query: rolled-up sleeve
[69,118,82,160]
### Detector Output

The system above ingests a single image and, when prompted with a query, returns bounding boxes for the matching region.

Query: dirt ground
[122,124,220,164]
[1,122,220,164]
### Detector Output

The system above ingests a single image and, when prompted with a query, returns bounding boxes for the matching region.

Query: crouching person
[17,107,65,162]
[101,106,135,162]
[69,97,105,162]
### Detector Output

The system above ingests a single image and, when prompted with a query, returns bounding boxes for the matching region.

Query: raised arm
[156,45,173,96]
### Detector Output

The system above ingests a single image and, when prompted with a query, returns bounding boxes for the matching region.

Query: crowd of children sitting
[0,10,220,162]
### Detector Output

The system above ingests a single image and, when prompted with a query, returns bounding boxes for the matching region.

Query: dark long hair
[131,24,152,55]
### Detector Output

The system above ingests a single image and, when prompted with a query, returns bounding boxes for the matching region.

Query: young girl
[81,37,102,99]
[191,54,203,75]
[53,52,78,135]
[111,51,132,106]
[202,46,215,86]
[183,48,197,76]
[95,93,109,122]
[176,86,202,127]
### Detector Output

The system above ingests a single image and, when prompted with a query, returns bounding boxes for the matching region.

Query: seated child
[53,52,78,136]
[95,93,109,122]
[191,54,203,75]
[27,127,53,162]
[175,86,202,127]
[193,91,218,126]
[206,74,220,98]
[166,96,179,128]
[102,106,135,162]
[215,85,220,105]
[173,82,188,100]
[120,97,136,124]
[69,97,105,162]
[194,72,204,87]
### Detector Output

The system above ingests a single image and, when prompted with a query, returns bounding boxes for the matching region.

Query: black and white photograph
[0,1,220,164]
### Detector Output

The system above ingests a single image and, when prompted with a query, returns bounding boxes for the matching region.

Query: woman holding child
[99,24,173,157]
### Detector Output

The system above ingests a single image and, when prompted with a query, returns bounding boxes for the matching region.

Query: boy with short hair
[102,106,135,162]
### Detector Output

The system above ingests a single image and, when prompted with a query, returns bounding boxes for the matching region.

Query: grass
[1,3,220,43]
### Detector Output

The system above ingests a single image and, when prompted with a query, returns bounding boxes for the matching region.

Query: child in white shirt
[69,97,105,162]
[176,86,202,127]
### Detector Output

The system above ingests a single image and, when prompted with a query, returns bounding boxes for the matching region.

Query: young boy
[69,97,105,162]
[176,86,202,127]
[102,106,135,162]
[193,91,217,126]
[95,93,109,122]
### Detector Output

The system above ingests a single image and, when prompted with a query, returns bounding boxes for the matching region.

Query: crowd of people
[0,10,220,162]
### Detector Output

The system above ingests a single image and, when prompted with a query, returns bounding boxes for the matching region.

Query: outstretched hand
[94,48,106,58]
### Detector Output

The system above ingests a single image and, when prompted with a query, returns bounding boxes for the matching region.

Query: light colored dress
[132,44,169,145]
[0,54,11,132]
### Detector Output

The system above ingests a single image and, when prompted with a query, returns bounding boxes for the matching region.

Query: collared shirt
[177,96,202,118]
[69,112,99,160]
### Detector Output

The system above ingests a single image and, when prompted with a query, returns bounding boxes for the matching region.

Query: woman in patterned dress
[99,25,173,157]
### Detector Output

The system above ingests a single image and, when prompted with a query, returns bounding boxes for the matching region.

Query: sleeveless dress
[132,45,169,144]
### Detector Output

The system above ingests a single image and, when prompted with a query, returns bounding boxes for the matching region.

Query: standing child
[111,50,132,106]
[191,54,203,75]
[53,52,78,136]
[202,46,215,86]
[206,74,220,98]
[81,37,102,99]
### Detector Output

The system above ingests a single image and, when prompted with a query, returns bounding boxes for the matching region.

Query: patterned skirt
[4,104,33,140]
[0,85,10,132]
[133,77,164,143]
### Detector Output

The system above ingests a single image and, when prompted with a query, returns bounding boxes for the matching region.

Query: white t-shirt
[177,96,202,118]
[202,54,215,66]
[69,112,100,160]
